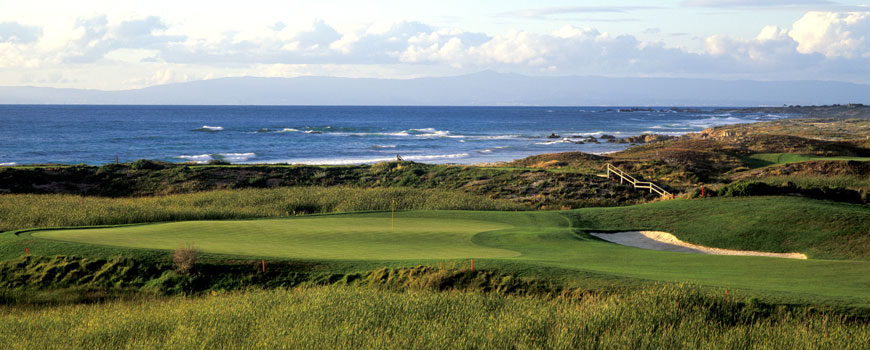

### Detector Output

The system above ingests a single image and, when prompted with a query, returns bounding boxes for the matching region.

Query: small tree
[173,242,199,274]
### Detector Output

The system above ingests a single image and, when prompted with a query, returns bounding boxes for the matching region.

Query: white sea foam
[569,131,622,137]
[266,153,470,165]
[178,152,256,163]
[480,146,509,153]
[466,135,522,140]
[410,129,459,138]
[220,152,257,162]
[687,116,748,129]
[0,162,16,166]
[536,138,577,145]
[649,125,692,130]
[371,144,397,149]
[641,131,686,136]
[278,128,299,133]
[178,154,214,163]
[198,125,224,131]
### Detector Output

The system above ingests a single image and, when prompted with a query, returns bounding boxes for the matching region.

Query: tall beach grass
[0,187,526,232]
[1,284,867,349]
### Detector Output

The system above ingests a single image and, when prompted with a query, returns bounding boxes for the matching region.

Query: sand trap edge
[589,231,807,260]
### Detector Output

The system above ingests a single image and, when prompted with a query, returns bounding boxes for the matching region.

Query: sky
[1,0,870,90]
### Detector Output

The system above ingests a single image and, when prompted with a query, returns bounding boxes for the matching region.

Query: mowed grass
[742,152,870,169]
[3,285,869,350]
[25,202,870,306]
[34,215,518,260]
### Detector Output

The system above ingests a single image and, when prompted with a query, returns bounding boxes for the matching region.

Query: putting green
[34,216,519,260]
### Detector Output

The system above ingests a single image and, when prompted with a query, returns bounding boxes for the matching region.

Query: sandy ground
[590,231,807,259]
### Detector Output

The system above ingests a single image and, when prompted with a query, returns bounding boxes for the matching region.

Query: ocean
[0,105,787,166]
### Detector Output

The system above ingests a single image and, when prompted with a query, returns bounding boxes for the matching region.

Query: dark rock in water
[599,134,616,139]
[573,141,585,144]
[547,133,561,139]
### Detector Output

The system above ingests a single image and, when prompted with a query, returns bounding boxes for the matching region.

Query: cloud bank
[2,10,870,89]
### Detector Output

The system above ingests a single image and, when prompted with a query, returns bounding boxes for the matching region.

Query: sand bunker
[590,231,807,259]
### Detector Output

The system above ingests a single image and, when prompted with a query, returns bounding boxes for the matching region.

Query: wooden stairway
[597,163,673,199]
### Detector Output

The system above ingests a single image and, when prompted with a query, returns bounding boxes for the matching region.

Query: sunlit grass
[0,187,525,232]
[1,285,867,349]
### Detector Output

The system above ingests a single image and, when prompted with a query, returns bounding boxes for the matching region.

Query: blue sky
[1,0,870,89]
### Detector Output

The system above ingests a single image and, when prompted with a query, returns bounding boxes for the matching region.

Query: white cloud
[790,11,870,58]
[0,22,42,44]
[64,15,186,63]
[682,0,836,8]
[8,10,870,89]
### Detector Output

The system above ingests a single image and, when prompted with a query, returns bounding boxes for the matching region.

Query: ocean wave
[177,152,256,164]
[478,146,509,153]
[687,116,748,129]
[195,125,224,132]
[536,138,579,145]
[220,152,257,162]
[266,153,470,165]
[649,125,692,130]
[465,134,522,140]
[0,162,16,166]
[407,128,459,138]
[371,144,397,149]
[568,131,622,137]
[641,131,686,136]
[178,154,213,162]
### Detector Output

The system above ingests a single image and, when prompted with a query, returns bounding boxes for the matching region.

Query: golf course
[16,196,870,307]
[3,115,870,348]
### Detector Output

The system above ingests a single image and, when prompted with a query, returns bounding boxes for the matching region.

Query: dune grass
[751,174,870,192]
[1,285,867,350]
[741,153,870,169]
[0,186,525,232]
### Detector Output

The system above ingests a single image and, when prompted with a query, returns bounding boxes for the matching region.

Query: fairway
[34,215,519,260]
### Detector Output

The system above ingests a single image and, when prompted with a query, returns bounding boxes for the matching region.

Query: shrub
[131,159,165,170]
[96,163,122,175]
[173,243,199,274]
[719,181,776,197]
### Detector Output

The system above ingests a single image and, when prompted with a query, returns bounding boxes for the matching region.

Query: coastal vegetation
[2,109,870,347]
[0,187,524,232]
[3,285,868,350]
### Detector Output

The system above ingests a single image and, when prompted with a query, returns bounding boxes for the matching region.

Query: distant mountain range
[1,71,868,106]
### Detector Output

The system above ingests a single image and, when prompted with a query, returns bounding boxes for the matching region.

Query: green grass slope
[742,153,870,169]
[17,198,870,306]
